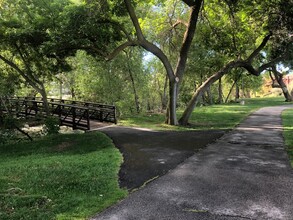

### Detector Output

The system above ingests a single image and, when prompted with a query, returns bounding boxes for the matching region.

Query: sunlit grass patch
[0,132,127,220]
[119,97,290,131]
[282,108,293,167]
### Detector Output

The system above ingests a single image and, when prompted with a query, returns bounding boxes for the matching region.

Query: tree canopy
[0,0,292,125]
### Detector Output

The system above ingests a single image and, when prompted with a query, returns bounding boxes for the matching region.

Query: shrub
[43,116,60,135]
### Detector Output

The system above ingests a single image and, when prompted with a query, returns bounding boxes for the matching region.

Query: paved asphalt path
[92,106,293,220]
[100,127,227,190]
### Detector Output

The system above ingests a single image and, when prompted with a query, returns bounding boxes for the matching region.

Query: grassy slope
[282,108,293,167]
[120,97,289,130]
[0,132,127,220]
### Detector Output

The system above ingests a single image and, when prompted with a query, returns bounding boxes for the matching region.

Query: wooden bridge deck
[0,97,117,131]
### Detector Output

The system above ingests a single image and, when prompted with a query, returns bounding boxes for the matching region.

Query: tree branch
[140,40,176,81]
[172,19,188,28]
[106,41,138,61]
[99,18,132,41]
[14,44,43,85]
[121,0,176,82]
[258,56,283,73]
[0,54,42,92]
[246,32,272,63]
[124,0,145,40]
[182,0,196,7]
[175,0,203,80]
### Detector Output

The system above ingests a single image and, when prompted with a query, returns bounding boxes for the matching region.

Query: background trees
[1,0,292,125]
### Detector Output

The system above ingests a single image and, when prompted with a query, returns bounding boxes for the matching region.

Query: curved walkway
[92,106,293,220]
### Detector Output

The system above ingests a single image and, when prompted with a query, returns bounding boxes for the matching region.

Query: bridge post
[86,109,90,130]
[57,105,62,117]
[33,101,38,115]
[14,98,19,115]
[24,100,28,118]
[99,110,103,122]
[114,106,117,124]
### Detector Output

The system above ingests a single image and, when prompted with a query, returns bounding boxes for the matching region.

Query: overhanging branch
[106,41,138,61]
[124,0,145,40]
[0,54,42,91]
[246,32,272,63]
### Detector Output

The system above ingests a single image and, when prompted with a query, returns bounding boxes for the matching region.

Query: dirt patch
[53,141,73,152]
[101,126,228,190]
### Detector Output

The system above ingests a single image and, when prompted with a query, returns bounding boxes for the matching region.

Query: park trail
[92,105,293,220]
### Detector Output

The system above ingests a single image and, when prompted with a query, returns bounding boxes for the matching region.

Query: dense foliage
[0,0,292,124]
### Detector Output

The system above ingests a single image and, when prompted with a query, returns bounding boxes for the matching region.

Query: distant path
[93,105,293,220]
[100,127,227,190]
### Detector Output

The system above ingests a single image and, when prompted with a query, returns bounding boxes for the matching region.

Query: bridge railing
[14,97,117,124]
[1,97,117,130]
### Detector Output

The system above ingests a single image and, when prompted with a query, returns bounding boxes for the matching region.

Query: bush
[43,116,60,135]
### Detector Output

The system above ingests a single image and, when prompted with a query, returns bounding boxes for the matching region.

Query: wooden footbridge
[0,97,117,130]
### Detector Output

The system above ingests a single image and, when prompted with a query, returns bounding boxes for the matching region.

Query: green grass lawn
[119,97,290,130]
[282,108,293,167]
[0,96,291,219]
[0,132,127,220]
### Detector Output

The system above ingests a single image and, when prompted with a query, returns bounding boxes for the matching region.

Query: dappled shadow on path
[101,127,228,190]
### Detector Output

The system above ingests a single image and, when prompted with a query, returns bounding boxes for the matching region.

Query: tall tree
[106,0,204,125]
[0,0,71,113]
[177,0,293,125]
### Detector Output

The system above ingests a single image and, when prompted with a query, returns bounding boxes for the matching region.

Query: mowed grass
[120,97,289,130]
[0,132,127,220]
[282,108,293,167]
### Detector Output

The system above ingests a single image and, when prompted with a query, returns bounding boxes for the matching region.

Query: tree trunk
[166,80,178,125]
[245,89,251,98]
[179,60,242,125]
[59,80,63,100]
[225,76,240,103]
[71,87,76,99]
[39,84,50,115]
[206,86,213,105]
[235,83,240,100]
[161,75,168,111]
[218,78,223,103]
[174,0,204,93]
[272,67,292,102]
[127,63,140,114]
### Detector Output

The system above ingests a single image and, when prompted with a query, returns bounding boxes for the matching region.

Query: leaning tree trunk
[179,33,275,125]
[178,60,250,125]
[272,66,292,102]
[178,62,237,125]
[225,76,240,103]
